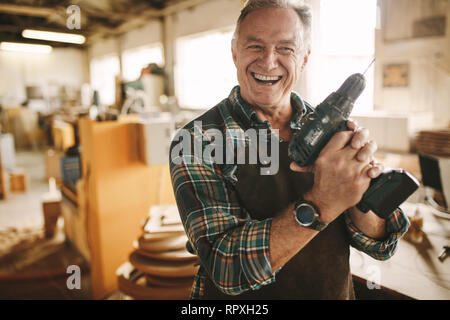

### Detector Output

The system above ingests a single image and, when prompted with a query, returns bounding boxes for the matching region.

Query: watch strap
[294,200,328,232]
[307,216,328,231]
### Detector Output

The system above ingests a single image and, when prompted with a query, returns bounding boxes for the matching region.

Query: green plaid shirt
[169,86,410,299]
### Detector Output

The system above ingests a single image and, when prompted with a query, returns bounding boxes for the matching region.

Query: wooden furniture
[61,179,91,262]
[0,150,6,200]
[9,169,27,192]
[69,118,176,299]
[42,200,61,238]
[41,179,62,239]
[350,202,450,299]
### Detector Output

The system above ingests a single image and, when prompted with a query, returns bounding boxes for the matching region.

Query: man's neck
[253,102,293,141]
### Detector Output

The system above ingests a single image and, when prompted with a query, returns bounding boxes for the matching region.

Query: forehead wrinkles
[238,9,304,49]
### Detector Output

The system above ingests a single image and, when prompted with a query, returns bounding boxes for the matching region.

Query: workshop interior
[0,0,449,300]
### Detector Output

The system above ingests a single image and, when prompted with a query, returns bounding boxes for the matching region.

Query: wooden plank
[129,251,198,278]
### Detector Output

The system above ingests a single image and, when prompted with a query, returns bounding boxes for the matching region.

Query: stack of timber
[117,206,198,300]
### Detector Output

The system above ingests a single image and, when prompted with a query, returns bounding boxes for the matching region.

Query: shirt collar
[228,85,307,130]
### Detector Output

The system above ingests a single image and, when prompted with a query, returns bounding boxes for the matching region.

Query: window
[309,0,377,113]
[89,54,120,106]
[121,44,164,82]
[175,28,238,109]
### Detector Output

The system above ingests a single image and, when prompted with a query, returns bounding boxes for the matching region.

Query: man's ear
[231,39,238,67]
[301,49,311,71]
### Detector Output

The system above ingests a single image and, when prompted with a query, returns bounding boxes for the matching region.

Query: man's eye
[248,45,263,50]
[279,47,294,53]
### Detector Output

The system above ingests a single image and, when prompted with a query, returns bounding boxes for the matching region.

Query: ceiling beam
[160,0,211,16]
[86,0,211,42]
[0,4,57,18]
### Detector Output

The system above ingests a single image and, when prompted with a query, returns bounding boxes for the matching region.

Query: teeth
[253,73,281,81]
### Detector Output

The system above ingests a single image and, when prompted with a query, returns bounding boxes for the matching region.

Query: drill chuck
[336,73,366,102]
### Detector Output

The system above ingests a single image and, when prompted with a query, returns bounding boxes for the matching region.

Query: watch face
[296,204,316,226]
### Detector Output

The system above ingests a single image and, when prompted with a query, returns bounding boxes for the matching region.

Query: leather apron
[202,141,355,299]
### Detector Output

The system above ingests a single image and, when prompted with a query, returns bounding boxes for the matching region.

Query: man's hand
[346,120,383,179]
[290,120,382,224]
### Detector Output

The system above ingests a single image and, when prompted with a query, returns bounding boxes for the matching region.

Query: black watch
[293,200,328,231]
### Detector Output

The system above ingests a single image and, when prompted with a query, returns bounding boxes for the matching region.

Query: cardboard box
[52,119,75,151]
[9,169,26,192]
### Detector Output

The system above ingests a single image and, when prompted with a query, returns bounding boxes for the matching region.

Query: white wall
[174,0,241,38]
[0,47,88,107]
[121,20,162,52]
[374,0,450,128]
[88,21,162,61]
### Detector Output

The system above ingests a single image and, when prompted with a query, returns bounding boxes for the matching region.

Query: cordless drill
[288,73,419,219]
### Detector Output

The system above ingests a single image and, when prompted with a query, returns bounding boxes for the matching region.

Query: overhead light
[0,42,52,54]
[22,29,86,44]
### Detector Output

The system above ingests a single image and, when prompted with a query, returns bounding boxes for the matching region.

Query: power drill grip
[288,73,419,219]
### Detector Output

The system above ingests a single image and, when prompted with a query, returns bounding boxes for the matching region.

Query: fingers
[367,161,384,179]
[350,127,370,150]
[290,162,314,173]
[321,130,354,154]
[355,140,377,163]
[346,119,358,132]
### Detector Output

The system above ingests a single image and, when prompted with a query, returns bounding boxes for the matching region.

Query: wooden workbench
[350,202,450,300]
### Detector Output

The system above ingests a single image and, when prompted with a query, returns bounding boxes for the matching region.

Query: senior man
[170,0,409,299]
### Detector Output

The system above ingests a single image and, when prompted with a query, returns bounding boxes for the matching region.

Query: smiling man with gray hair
[170,0,409,299]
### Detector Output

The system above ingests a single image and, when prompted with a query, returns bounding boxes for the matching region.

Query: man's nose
[258,49,278,70]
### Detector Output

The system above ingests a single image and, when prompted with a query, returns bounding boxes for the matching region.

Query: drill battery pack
[356,169,419,219]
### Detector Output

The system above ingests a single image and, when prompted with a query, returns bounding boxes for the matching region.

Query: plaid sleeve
[170,153,276,297]
[344,208,410,261]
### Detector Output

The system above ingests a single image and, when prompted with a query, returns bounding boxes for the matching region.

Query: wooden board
[117,273,191,300]
[129,251,199,278]
[416,129,450,157]
[135,248,197,262]
[140,230,185,242]
[138,234,188,252]
[145,274,194,288]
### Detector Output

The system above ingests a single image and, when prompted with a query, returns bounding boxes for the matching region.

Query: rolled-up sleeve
[344,208,410,261]
[170,154,276,296]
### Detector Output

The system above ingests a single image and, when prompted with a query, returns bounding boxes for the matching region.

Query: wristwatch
[293,200,328,231]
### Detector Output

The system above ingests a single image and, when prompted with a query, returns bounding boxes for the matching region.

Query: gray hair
[233,0,312,51]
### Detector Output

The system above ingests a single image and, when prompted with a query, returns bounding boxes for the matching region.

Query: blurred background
[0,0,449,300]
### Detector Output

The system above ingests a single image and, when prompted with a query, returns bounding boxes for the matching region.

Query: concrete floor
[0,150,47,230]
[0,150,91,299]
